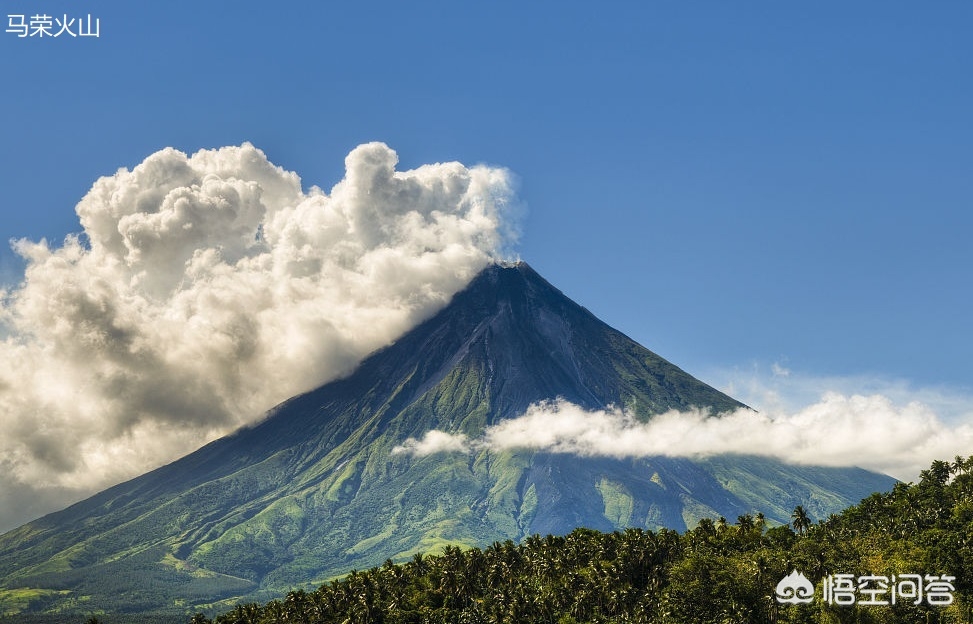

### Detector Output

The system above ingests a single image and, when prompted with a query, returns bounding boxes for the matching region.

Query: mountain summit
[0,262,893,615]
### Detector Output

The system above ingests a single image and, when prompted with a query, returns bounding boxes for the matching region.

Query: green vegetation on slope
[0,264,896,617]
[196,456,973,624]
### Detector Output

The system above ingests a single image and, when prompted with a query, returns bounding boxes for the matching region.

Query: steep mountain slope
[0,262,895,616]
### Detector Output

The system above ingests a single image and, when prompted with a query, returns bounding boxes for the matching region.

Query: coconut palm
[791,505,811,536]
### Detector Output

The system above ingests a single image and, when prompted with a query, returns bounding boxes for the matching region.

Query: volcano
[0,262,894,616]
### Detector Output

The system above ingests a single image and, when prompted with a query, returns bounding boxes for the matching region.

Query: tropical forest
[173,456,973,624]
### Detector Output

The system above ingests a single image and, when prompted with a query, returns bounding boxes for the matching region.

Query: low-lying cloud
[394,395,973,481]
[0,142,519,532]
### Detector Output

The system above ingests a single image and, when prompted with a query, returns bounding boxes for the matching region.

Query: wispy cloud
[393,430,471,456]
[395,393,973,482]
[0,142,520,532]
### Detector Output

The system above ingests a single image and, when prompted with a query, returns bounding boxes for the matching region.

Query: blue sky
[0,1,971,526]
[3,1,969,387]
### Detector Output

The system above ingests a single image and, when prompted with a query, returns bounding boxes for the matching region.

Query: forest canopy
[191,457,973,624]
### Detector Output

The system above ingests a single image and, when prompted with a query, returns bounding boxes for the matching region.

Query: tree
[754,512,766,534]
[791,505,811,536]
[736,514,755,534]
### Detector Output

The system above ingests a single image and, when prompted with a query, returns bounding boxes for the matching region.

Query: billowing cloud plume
[394,395,973,481]
[0,142,519,532]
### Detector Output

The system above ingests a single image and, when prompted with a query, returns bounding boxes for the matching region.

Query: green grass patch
[0,588,72,616]
[596,478,634,527]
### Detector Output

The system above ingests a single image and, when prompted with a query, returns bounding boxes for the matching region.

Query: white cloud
[392,430,470,456]
[771,361,791,378]
[397,395,973,482]
[0,142,519,532]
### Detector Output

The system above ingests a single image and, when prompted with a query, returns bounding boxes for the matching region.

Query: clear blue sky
[2,0,971,390]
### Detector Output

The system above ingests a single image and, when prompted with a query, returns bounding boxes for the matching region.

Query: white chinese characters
[777,571,956,606]
[6,14,100,38]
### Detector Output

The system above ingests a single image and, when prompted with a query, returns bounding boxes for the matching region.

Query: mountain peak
[0,262,895,617]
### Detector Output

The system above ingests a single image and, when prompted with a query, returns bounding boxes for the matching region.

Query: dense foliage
[192,457,973,624]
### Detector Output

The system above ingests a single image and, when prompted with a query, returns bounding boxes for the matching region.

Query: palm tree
[405,552,428,581]
[921,459,951,486]
[952,455,965,476]
[791,505,811,536]
[754,512,766,535]
[736,514,755,534]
